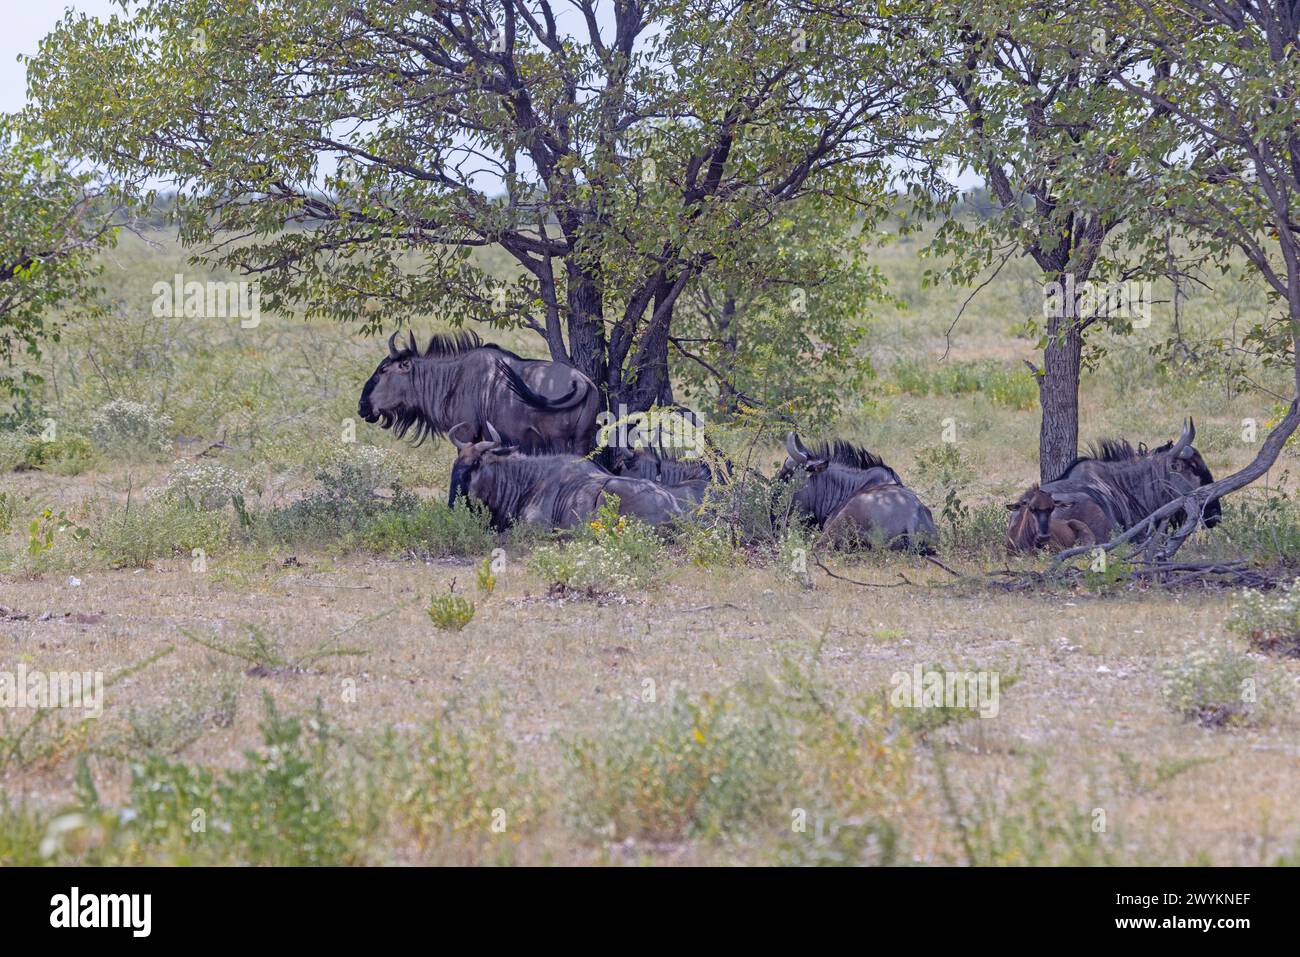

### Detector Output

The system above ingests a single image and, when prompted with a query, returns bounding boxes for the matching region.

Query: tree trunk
[565,261,607,406]
[619,279,676,412]
[1037,328,1082,483]
[1038,305,1084,484]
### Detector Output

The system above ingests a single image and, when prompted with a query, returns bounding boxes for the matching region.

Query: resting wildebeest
[357,330,600,453]
[1005,485,1097,553]
[1011,419,1220,550]
[449,423,685,529]
[779,433,938,552]
[610,446,725,509]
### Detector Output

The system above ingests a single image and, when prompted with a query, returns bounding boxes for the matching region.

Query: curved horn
[448,422,472,450]
[485,421,502,445]
[387,331,401,358]
[785,432,807,464]
[408,329,419,355]
[1169,417,1195,459]
[794,433,814,458]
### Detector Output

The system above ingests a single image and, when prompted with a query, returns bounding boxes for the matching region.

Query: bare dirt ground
[4,543,1298,864]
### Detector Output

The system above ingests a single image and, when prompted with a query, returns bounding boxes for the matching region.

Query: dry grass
[3,231,1300,865]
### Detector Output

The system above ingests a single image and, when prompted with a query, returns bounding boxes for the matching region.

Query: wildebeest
[358,330,600,454]
[449,422,685,528]
[609,446,724,509]
[1005,485,1097,553]
[1026,419,1220,547]
[779,433,938,552]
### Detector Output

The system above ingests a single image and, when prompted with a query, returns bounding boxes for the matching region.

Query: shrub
[157,459,249,512]
[261,444,406,545]
[91,497,229,569]
[89,399,172,456]
[1228,580,1300,657]
[1160,647,1259,728]
[528,496,662,596]
[427,588,476,631]
[678,519,736,568]
[359,499,494,558]
[565,687,796,842]
[383,705,539,850]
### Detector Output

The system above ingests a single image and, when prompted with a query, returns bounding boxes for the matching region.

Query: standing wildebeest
[1012,419,1220,550]
[357,330,600,454]
[779,433,938,552]
[449,423,685,528]
[1005,485,1097,553]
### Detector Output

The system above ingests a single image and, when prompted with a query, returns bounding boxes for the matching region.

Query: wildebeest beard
[1047,440,1217,531]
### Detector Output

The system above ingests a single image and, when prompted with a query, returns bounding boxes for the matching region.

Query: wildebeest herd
[358,332,1222,554]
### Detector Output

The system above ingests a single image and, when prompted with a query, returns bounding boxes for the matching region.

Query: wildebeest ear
[806,457,830,473]
[1005,502,1019,511]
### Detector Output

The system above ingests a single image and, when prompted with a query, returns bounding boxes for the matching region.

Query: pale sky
[2,1,980,191]
[1,1,118,114]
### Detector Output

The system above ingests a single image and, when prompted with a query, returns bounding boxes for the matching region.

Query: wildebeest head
[779,432,903,526]
[447,420,518,508]
[1150,420,1220,528]
[1006,485,1056,548]
[357,331,446,442]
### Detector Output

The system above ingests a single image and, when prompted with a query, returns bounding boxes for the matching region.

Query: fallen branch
[812,554,914,587]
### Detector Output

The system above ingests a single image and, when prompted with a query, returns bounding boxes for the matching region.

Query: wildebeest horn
[1169,417,1195,459]
[485,421,502,445]
[387,331,401,358]
[408,330,418,355]
[785,432,808,464]
[448,422,472,450]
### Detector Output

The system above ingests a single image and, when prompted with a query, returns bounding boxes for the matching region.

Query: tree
[0,119,128,412]
[1076,0,1300,556]
[28,0,929,414]
[670,195,887,425]
[883,1,1178,481]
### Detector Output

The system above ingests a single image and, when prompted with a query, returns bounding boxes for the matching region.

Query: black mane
[1056,437,1175,480]
[809,439,894,473]
[386,330,523,363]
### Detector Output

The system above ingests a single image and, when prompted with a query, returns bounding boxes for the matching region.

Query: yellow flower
[692,727,706,745]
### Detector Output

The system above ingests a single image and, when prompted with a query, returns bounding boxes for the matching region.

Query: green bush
[1161,647,1260,728]
[67,696,362,865]
[91,497,229,568]
[88,399,172,457]
[427,589,475,631]
[565,688,795,842]
[360,499,494,558]
[528,496,662,596]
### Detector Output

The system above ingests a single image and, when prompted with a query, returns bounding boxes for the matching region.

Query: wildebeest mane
[1055,437,1179,482]
[385,330,524,363]
[803,440,901,482]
